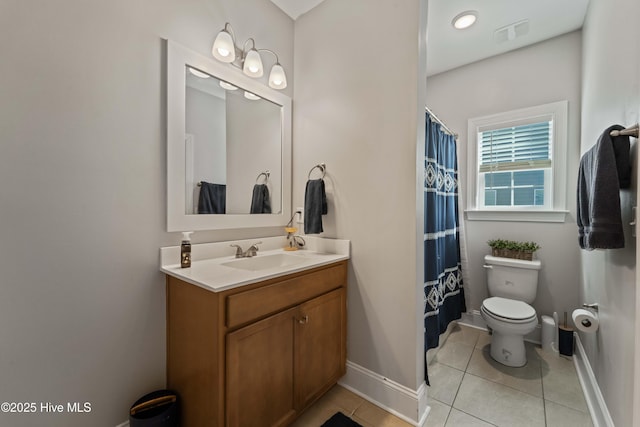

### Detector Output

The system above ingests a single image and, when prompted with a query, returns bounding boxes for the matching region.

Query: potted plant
[487,239,540,261]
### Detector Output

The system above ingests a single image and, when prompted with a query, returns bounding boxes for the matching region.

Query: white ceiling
[427,0,590,76]
[270,0,590,76]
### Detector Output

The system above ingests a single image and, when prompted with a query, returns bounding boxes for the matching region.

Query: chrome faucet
[230,241,262,258]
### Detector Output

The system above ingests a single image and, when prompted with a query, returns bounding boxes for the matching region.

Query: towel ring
[308,163,326,180]
[255,171,270,184]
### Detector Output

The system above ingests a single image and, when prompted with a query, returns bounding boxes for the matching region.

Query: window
[466,101,569,222]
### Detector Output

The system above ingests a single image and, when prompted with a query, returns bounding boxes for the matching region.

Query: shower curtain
[424,112,466,360]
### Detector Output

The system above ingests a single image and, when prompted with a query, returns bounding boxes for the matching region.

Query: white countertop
[160,236,350,293]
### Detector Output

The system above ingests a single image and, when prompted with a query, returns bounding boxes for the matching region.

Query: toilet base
[489,331,527,367]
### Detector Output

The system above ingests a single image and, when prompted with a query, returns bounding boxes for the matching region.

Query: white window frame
[466,101,569,222]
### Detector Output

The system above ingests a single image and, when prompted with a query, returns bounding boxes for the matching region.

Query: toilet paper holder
[582,303,599,312]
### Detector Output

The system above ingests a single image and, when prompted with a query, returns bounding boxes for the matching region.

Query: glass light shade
[244,91,261,100]
[188,67,210,79]
[268,63,287,89]
[243,49,264,77]
[452,11,478,29]
[212,30,236,63]
[219,81,238,91]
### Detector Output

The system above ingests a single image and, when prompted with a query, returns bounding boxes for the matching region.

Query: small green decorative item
[487,239,540,261]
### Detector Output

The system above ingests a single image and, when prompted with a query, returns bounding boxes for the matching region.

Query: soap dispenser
[181,232,194,268]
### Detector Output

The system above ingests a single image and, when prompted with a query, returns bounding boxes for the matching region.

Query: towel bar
[308,163,326,180]
[610,124,638,138]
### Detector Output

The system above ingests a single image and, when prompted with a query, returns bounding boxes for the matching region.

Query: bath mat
[321,412,363,427]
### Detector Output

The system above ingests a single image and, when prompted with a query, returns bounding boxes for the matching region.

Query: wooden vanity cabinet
[166,260,347,427]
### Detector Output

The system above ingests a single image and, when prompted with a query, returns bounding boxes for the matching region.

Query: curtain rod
[425,106,458,139]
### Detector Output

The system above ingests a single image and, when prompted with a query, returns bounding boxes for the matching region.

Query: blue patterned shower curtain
[424,112,466,357]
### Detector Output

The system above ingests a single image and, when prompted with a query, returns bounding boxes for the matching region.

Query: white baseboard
[339,361,429,427]
[573,333,615,427]
[114,421,129,427]
[459,310,542,344]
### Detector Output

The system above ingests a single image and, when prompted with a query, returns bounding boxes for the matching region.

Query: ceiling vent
[494,19,529,43]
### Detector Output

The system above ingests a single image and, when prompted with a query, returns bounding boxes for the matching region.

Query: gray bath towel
[304,179,328,234]
[577,125,626,249]
[198,182,226,214]
[250,184,271,214]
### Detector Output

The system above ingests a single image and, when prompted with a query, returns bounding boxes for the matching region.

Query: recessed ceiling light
[452,11,478,30]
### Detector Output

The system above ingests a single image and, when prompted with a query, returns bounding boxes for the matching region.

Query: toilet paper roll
[572,309,599,333]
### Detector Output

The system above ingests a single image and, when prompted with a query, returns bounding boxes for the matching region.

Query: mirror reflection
[184,66,282,215]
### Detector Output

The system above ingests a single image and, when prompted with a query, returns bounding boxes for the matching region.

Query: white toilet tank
[484,255,541,304]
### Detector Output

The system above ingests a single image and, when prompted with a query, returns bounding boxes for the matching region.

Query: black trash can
[129,390,180,427]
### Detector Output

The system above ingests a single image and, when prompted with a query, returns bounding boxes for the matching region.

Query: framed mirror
[166,40,292,231]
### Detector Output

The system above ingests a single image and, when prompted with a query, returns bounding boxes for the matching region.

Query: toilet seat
[482,297,536,323]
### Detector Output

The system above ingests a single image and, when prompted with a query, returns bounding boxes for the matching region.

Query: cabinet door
[295,289,346,409]
[226,307,297,427]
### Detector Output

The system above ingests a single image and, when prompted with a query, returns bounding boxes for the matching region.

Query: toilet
[481,255,541,367]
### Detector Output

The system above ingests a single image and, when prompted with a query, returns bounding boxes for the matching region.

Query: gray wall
[0,1,293,426]
[580,0,639,425]
[426,31,583,320]
[293,0,428,390]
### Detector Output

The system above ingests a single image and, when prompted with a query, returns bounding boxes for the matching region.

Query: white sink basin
[221,253,307,271]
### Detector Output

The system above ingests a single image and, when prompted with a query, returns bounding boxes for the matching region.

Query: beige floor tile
[445,324,481,347]
[466,347,543,397]
[542,367,588,413]
[475,332,491,350]
[454,374,545,427]
[427,362,465,405]
[353,400,413,427]
[425,398,451,427]
[538,350,577,375]
[317,385,365,415]
[445,408,494,427]
[545,399,594,427]
[432,340,475,371]
[290,400,344,427]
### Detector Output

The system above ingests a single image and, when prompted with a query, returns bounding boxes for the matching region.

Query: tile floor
[292,323,593,427]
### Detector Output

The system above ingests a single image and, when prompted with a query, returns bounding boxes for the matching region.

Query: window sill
[464,209,569,223]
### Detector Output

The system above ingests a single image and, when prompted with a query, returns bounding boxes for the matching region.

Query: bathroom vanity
[161,238,349,427]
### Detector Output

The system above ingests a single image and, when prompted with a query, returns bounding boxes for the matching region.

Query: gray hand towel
[577,125,626,249]
[304,179,327,234]
[198,182,226,214]
[250,184,272,214]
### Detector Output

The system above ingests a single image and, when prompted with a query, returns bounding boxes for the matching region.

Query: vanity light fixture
[452,11,478,30]
[188,67,210,79]
[211,22,288,89]
[219,81,238,91]
[244,91,261,100]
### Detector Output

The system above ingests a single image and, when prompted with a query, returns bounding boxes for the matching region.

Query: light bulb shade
[219,81,238,91]
[188,67,210,79]
[212,30,236,63]
[244,91,261,100]
[243,48,264,77]
[268,63,287,89]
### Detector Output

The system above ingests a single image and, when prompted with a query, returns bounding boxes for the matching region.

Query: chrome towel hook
[308,163,326,180]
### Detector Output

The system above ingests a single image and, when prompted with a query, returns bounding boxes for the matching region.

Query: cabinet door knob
[298,315,309,324]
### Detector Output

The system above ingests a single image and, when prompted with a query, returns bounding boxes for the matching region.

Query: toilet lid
[483,297,536,321]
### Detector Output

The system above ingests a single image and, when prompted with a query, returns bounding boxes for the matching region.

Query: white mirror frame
[166,39,292,231]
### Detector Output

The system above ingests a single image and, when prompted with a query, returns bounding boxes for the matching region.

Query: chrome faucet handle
[246,241,262,257]
[230,244,244,258]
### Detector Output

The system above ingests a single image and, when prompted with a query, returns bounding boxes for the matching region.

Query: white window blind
[466,100,569,222]
[479,121,552,173]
